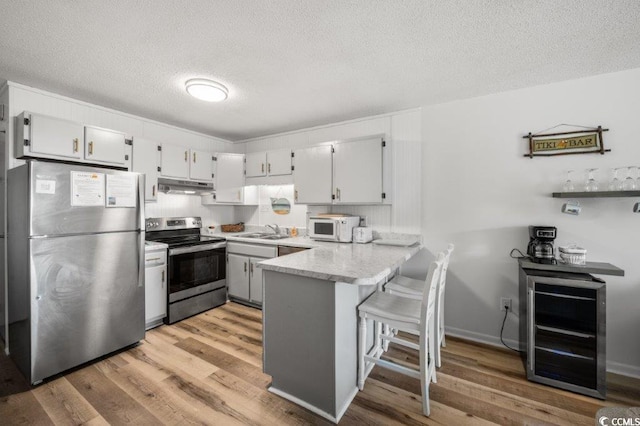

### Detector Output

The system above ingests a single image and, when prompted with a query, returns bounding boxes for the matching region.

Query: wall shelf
[552,190,640,198]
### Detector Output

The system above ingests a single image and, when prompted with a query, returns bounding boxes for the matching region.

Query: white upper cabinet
[132,137,160,202]
[214,153,245,203]
[333,136,384,204]
[246,149,291,178]
[189,149,214,182]
[160,143,189,179]
[160,144,213,182]
[15,111,129,167]
[293,135,385,205]
[16,111,84,160]
[267,149,292,176]
[293,144,333,204]
[84,125,127,166]
[245,152,267,177]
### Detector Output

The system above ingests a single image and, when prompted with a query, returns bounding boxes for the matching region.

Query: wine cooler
[519,268,606,399]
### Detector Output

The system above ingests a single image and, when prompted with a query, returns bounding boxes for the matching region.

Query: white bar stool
[357,252,444,416]
[385,244,454,368]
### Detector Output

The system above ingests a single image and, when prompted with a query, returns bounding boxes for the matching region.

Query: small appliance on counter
[527,225,557,264]
[353,227,373,243]
[308,214,360,242]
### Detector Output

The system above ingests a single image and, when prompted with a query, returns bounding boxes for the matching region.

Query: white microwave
[308,214,360,242]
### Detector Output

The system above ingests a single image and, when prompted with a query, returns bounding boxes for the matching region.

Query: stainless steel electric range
[145,217,226,324]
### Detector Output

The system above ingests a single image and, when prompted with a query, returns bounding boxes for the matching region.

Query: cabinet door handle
[336,187,341,200]
[193,152,196,163]
[184,151,188,162]
[261,163,264,173]
[268,163,271,173]
[250,262,254,276]
[88,141,94,155]
[161,270,165,282]
[73,138,79,153]
[244,262,248,274]
[152,184,156,197]
[294,189,298,201]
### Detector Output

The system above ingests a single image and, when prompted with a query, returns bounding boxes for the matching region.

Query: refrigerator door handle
[138,233,144,287]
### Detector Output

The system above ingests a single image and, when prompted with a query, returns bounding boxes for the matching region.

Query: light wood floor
[1,302,639,425]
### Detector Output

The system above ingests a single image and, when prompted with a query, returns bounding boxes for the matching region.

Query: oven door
[309,219,338,241]
[168,243,226,303]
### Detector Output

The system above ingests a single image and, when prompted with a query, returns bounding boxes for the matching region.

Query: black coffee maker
[527,226,557,264]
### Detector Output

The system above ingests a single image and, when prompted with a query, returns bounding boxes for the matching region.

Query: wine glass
[622,166,637,191]
[608,168,622,191]
[585,168,599,192]
[562,170,575,192]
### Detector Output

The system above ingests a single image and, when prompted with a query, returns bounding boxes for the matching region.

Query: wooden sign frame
[523,125,609,158]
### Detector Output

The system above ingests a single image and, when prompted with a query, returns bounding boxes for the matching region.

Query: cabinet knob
[73,138,79,153]
[88,141,94,155]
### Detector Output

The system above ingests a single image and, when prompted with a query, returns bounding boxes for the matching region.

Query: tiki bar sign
[533,134,597,152]
[523,125,609,158]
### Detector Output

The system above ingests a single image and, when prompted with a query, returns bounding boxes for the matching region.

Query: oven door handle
[169,242,226,256]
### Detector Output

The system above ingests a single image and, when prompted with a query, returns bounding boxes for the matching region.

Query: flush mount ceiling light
[185,79,228,102]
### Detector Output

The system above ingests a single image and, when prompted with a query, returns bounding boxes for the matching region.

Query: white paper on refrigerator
[71,171,105,206]
[105,174,136,208]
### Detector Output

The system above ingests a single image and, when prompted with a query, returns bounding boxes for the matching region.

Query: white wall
[422,68,640,376]
[238,109,422,234]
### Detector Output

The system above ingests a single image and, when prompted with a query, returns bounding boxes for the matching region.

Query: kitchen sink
[241,233,288,240]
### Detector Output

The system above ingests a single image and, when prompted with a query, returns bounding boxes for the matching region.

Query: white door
[145,264,166,326]
[246,152,267,177]
[333,137,383,204]
[249,257,264,304]
[189,149,214,182]
[160,143,189,179]
[29,112,84,159]
[132,137,160,201]
[215,153,245,203]
[84,126,126,165]
[293,144,333,204]
[227,253,249,300]
[267,149,292,176]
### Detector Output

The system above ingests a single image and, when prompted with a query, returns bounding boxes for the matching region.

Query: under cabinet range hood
[157,177,213,195]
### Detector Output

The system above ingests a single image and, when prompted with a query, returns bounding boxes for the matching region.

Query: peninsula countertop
[255,237,422,285]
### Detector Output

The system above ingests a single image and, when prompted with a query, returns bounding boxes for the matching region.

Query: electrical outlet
[500,297,512,312]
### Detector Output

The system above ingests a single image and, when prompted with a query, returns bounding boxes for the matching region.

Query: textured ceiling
[1,1,640,141]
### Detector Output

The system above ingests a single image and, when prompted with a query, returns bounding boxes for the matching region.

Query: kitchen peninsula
[258,240,422,423]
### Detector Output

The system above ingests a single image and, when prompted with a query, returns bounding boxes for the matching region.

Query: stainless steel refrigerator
[7,161,145,384]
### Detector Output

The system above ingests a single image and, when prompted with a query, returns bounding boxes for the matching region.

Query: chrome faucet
[266,224,280,235]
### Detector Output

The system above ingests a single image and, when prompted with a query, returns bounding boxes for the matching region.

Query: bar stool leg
[358,315,367,390]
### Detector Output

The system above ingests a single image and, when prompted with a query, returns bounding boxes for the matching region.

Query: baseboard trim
[268,386,340,424]
[444,326,640,379]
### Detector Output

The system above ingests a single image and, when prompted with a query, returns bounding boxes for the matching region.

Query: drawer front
[145,250,167,267]
[227,242,277,258]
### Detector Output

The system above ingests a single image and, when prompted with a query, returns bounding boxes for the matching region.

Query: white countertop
[254,237,422,285]
[145,241,168,251]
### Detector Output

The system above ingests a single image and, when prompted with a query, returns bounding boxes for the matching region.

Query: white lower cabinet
[226,242,276,307]
[145,248,167,329]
